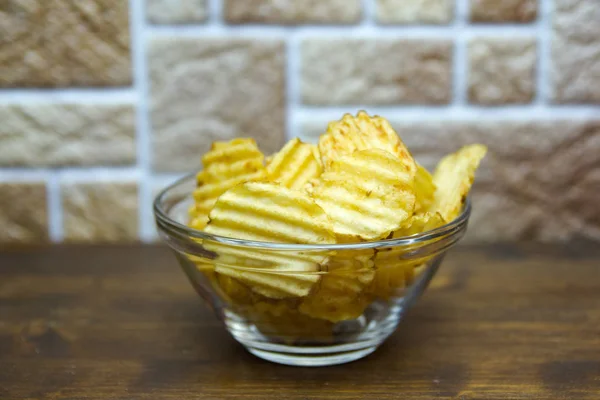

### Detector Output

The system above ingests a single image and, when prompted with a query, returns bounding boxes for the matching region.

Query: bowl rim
[153,171,471,251]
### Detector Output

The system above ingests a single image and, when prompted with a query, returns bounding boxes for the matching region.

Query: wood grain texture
[0,244,599,399]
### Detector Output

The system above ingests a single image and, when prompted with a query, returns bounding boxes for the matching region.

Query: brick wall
[0,0,598,244]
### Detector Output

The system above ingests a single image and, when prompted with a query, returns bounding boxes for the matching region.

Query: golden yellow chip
[190,138,266,230]
[227,296,333,343]
[203,181,336,298]
[303,177,321,195]
[430,144,487,222]
[212,273,254,307]
[392,212,445,238]
[299,250,375,322]
[370,252,425,300]
[311,149,416,241]
[189,206,210,230]
[414,163,436,212]
[318,111,416,175]
[367,264,405,300]
[248,302,334,343]
[265,154,274,166]
[215,261,321,299]
[265,138,323,190]
[370,212,444,300]
[413,263,428,280]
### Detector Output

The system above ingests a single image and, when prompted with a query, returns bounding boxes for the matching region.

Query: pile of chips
[187,111,487,335]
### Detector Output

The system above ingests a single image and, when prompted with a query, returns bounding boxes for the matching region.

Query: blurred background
[0,0,598,245]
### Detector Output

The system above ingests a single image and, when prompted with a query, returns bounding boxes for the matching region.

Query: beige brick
[0,0,131,87]
[302,118,600,242]
[224,0,361,24]
[468,37,536,105]
[470,0,537,23]
[62,182,139,242]
[149,37,286,172]
[0,104,136,167]
[0,182,48,244]
[147,0,207,24]
[302,39,452,105]
[376,0,453,24]
[552,0,600,103]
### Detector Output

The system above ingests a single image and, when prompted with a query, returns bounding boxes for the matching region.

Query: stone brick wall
[0,0,598,244]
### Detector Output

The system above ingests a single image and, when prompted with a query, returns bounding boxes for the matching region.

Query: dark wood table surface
[1,244,599,399]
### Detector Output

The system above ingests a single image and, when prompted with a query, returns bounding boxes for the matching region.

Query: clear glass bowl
[154,173,470,367]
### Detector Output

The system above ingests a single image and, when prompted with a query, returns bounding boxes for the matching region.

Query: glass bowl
[154,173,470,367]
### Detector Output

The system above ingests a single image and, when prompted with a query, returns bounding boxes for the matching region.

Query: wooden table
[1,244,599,399]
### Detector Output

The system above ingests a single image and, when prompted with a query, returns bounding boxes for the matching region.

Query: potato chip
[302,177,321,195]
[249,302,334,343]
[212,273,254,306]
[413,263,428,280]
[203,181,336,298]
[265,138,323,190]
[190,138,266,230]
[227,296,333,343]
[368,265,404,300]
[318,111,416,175]
[265,154,274,166]
[371,251,427,299]
[430,144,487,222]
[299,250,375,322]
[189,208,210,230]
[392,212,445,238]
[414,163,436,212]
[371,210,444,299]
[368,211,445,300]
[311,149,416,241]
[215,261,321,299]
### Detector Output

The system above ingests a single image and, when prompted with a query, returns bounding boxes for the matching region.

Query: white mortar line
[0,88,136,103]
[208,0,222,25]
[130,0,153,242]
[295,106,600,122]
[0,170,50,180]
[146,24,539,38]
[58,168,141,182]
[362,0,376,26]
[537,0,552,104]
[47,174,63,242]
[0,166,142,176]
[453,0,468,106]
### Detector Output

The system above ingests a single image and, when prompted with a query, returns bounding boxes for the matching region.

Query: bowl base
[224,300,404,367]
[246,344,379,367]
[218,259,441,367]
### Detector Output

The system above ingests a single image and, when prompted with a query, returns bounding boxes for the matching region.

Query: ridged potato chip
[370,251,425,299]
[311,149,416,241]
[190,138,266,230]
[367,262,406,300]
[189,207,210,230]
[215,260,321,299]
[319,111,416,175]
[203,182,336,298]
[430,144,487,222]
[392,212,445,238]
[369,212,445,300]
[266,138,322,190]
[212,273,254,307]
[248,301,334,343]
[370,211,442,300]
[225,295,333,343]
[299,250,375,322]
[414,163,436,212]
